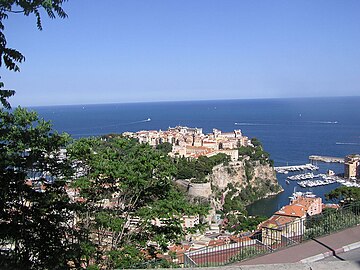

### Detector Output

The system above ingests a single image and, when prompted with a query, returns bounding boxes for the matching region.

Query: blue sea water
[31,96,360,216]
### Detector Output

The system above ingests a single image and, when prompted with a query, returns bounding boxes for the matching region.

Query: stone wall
[188,182,212,198]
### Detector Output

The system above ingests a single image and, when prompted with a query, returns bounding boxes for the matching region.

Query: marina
[297,178,337,188]
[287,172,321,181]
[296,177,360,188]
[284,172,360,188]
[276,157,360,189]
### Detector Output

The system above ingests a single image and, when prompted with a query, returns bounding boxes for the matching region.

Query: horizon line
[22,95,360,108]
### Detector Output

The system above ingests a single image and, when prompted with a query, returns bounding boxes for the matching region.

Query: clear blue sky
[3,0,360,106]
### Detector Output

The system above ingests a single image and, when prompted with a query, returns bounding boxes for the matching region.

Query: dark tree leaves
[0,107,82,269]
[0,0,68,108]
[68,137,210,267]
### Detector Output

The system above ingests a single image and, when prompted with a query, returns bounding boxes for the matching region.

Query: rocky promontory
[178,159,283,213]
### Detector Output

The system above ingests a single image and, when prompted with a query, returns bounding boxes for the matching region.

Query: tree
[238,138,273,166]
[68,137,209,268]
[0,0,68,108]
[175,157,196,179]
[326,186,360,204]
[251,137,262,147]
[225,214,266,234]
[0,3,83,268]
[174,153,231,183]
[156,142,172,154]
[0,107,84,269]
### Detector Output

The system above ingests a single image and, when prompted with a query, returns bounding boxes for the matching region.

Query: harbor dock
[274,163,319,174]
[309,155,345,163]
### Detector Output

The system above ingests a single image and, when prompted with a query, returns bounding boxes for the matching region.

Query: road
[321,247,360,263]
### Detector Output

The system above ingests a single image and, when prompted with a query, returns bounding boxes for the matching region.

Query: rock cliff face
[188,182,212,198]
[210,162,247,190]
[183,160,283,211]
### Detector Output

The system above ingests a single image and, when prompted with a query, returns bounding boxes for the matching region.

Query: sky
[2,0,360,106]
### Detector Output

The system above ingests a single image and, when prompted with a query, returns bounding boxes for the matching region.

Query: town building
[289,192,322,216]
[344,154,360,179]
[182,215,200,229]
[259,204,306,246]
[259,192,322,246]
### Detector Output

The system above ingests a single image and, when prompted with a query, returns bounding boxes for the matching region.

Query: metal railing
[184,202,360,267]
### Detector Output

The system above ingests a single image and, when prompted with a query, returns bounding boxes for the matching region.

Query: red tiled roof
[208,239,226,246]
[275,204,306,218]
[259,215,297,229]
[168,244,191,253]
[291,197,320,210]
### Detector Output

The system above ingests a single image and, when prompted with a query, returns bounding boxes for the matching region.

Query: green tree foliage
[156,142,172,154]
[221,180,278,234]
[238,138,274,166]
[250,137,262,147]
[223,193,244,214]
[305,202,360,239]
[221,182,267,234]
[68,137,209,268]
[0,107,83,269]
[237,146,253,157]
[325,186,360,204]
[0,0,68,108]
[225,214,266,233]
[174,153,230,183]
[244,160,253,181]
[175,157,196,179]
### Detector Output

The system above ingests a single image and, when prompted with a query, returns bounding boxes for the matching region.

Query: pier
[309,155,344,164]
[274,163,319,174]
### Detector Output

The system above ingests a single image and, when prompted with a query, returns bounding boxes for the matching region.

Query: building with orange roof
[275,204,307,218]
[290,194,322,216]
[259,213,305,246]
[259,192,324,247]
[165,244,192,264]
[208,239,227,247]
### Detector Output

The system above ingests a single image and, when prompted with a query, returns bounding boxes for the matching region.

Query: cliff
[182,159,283,212]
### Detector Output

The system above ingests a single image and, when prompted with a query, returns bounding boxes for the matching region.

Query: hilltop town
[123,126,251,161]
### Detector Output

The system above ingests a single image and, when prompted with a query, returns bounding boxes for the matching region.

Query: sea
[31,96,360,217]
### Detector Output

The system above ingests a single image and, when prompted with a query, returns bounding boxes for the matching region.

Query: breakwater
[309,155,345,163]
